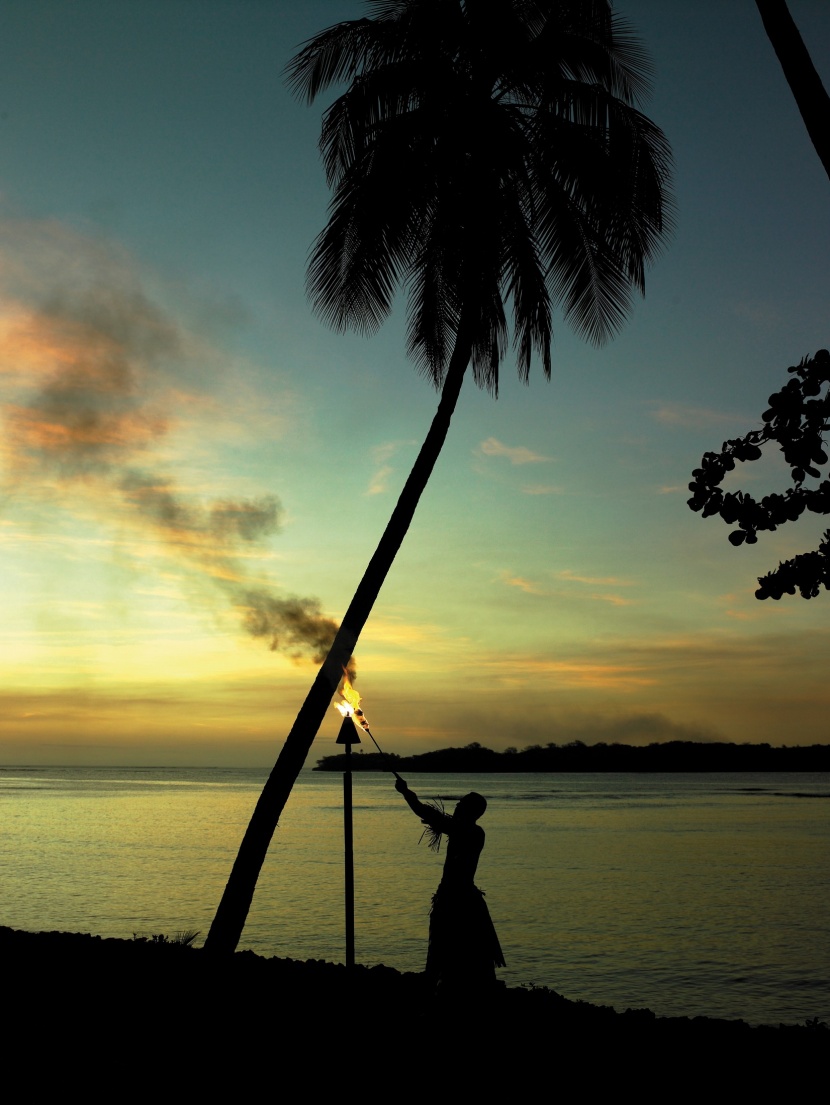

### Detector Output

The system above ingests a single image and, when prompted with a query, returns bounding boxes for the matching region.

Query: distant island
[315,739,830,773]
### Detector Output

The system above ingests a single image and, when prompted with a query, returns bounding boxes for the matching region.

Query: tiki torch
[333,706,361,970]
[335,675,401,778]
[333,676,399,970]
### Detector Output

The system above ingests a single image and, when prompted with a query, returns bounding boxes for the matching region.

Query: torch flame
[334,673,370,731]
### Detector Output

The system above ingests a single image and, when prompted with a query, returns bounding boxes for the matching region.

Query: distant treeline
[314,739,830,773]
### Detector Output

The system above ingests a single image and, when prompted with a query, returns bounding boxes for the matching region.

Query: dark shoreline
[315,740,830,773]
[3,925,825,1080]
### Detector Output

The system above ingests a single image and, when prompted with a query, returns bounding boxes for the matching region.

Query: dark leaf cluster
[687,349,830,599]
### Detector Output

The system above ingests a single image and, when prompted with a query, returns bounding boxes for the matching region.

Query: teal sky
[0,0,829,765]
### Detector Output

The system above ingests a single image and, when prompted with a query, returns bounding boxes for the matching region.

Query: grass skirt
[426,882,505,986]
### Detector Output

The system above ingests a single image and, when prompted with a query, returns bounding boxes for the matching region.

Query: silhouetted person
[395,776,505,995]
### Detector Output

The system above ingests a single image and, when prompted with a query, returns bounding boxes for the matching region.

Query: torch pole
[335,703,398,970]
[343,737,355,970]
[336,713,360,970]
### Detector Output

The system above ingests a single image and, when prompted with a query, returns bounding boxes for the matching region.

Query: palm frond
[285,21,372,104]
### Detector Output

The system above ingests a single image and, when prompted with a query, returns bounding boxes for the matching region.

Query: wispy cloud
[488,656,657,689]
[366,440,411,496]
[648,402,738,429]
[574,629,830,691]
[717,591,761,621]
[367,465,394,495]
[557,569,633,587]
[591,592,635,606]
[556,569,636,604]
[355,612,468,657]
[473,626,830,709]
[494,567,636,606]
[499,571,545,595]
[477,437,552,465]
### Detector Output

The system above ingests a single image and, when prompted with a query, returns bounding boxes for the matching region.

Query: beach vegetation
[132,930,201,947]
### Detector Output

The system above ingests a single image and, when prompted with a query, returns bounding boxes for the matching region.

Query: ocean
[1,766,827,1026]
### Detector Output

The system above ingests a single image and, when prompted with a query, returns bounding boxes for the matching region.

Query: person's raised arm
[394,775,426,814]
[394,776,451,831]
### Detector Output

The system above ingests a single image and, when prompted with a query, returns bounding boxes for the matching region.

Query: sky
[0,0,828,765]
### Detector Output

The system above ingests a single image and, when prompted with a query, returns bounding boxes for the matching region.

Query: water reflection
[1,767,827,1025]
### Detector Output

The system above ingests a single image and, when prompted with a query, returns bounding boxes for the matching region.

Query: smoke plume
[0,221,342,667]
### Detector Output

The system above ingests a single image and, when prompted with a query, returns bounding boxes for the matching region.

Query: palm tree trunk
[204,330,473,955]
[755,0,830,182]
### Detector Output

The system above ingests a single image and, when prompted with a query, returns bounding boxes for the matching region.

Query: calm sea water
[1,766,828,1026]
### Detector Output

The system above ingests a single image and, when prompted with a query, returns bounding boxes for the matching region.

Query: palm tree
[205,0,672,955]
[754,0,830,182]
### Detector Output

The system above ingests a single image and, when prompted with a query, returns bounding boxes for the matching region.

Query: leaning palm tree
[754,0,830,182]
[205,0,672,954]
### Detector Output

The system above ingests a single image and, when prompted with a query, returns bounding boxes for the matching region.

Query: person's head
[454,791,487,823]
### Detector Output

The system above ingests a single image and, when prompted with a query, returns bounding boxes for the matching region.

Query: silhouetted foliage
[132,930,201,946]
[316,739,830,772]
[688,349,830,600]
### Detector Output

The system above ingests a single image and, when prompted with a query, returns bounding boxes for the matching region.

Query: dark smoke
[239,589,340,663]
[1,254,343,667]
[119,471,282,547]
